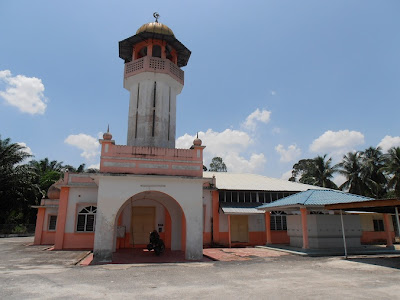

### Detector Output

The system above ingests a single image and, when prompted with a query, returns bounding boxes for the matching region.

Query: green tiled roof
[258,189,374,209]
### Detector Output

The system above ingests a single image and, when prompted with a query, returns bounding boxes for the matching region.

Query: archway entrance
[114,191,186,254]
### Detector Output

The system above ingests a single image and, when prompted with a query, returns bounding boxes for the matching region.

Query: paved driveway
[1,237,400,299]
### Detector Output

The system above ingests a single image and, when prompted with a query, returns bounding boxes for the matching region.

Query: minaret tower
[119,13,191,148]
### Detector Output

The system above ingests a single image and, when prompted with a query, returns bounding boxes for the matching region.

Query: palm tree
[0,135,40,224]
[360,146,386,198]
[337,151,367,195]
[312,155,338,188]
[381,147,400,198]
[290,155,338,189]
[29,158,64,197]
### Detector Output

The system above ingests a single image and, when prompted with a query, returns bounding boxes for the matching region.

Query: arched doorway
[113,191,186,253]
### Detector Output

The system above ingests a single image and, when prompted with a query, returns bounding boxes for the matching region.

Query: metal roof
[203,172,324,192]
[119,32,191,67]
[258,189,374,210]
[325,198,400,214]
[220,202,264,215]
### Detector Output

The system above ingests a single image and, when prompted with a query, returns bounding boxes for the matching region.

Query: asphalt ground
[1,237,400,299]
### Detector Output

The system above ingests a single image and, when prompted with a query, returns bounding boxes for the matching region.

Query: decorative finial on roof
[103,124,112,140]
[153,12,160,23]
[193,132,202,146]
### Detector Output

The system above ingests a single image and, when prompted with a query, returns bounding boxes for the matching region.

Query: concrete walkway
[84,249,212,265]
[257,244,400,257]
[203,247,289,261]
[2,237,400,299]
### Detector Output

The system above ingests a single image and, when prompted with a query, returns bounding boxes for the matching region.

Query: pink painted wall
[63,233,94,250]
[100,142,204,177]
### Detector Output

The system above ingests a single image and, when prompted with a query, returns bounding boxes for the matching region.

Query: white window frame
[76,206,97,232]
[48,215,57,231]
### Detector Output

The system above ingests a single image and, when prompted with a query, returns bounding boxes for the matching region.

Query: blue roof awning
[258,189,374,211]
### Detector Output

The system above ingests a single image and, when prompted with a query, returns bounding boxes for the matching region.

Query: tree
[29,158,64,197]
[0,135,40,224]
[360,147,387,198]
[209,157,227,172]
[337,151,367,195]
[381,147,400,198]
[290,155,338,189]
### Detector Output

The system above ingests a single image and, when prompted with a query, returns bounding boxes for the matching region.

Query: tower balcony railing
[124,56,184,85]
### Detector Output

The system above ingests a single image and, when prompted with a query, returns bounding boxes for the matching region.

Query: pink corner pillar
[300,208,309,249]
[54,187,70,250]
[33,207,45,245]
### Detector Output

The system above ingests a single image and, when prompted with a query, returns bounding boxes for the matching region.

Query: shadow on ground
[347,256,400,270]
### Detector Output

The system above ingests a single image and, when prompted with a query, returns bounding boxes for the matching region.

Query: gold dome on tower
[136,22,174,36]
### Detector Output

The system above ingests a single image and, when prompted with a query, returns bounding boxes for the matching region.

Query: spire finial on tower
[153,12,160,23]
[103,124,112,140]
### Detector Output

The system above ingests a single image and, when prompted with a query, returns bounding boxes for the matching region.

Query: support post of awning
[265,211,272,245]
[383,213,393,248]
[395,207,400,239]
[228,215,231,248]
[340,210,348,259]
[300,208,309,249]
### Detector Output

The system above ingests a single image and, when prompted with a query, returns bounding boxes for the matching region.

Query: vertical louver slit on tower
[152,81,156,137]
[135,83,139,138]
[168,87,171,140]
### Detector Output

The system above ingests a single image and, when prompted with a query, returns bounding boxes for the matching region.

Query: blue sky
[1,0,399,181]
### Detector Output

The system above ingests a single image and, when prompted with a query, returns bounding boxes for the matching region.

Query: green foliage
[0,134,98,226]
[381,147,400,198]
[209,157,227,172]
[290,155,338,189]
[0,135,41,224]
[291,146,400,199]
[12,224,27,234]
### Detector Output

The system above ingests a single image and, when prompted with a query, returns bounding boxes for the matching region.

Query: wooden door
[131,207,155,245]
[231,215,249,243]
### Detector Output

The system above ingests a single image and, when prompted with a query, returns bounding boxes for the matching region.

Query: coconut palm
[0,135,40,224]
[290,155,338,189]
[29,158,64,195]
[312,155,338,188]
[381,147,400,198]
[337,151,368,195]
[360,146,387,198]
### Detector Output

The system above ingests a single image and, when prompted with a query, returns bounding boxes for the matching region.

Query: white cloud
[377,135,400,152]
[280,169,293,180]
[242,108,271,131]
[176,128,267,173]
[64,133,100,161]
[275,144,301,163]
[333,174,347,188]
[0,70,47,115]
[270,91,277,96]
[310,130,365,159]
[17,142,33,156]
[87,163,100,169]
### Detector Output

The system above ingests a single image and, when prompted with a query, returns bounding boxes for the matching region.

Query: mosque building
[33,15,397,262]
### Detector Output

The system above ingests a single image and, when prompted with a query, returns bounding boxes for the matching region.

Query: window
[152,45,161,58]
[270,211,287,231]
[373,219,384,232]
[226,191,232,202]
[137,46,147,59]
[77,206,97,232]
[48,215,57,231]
